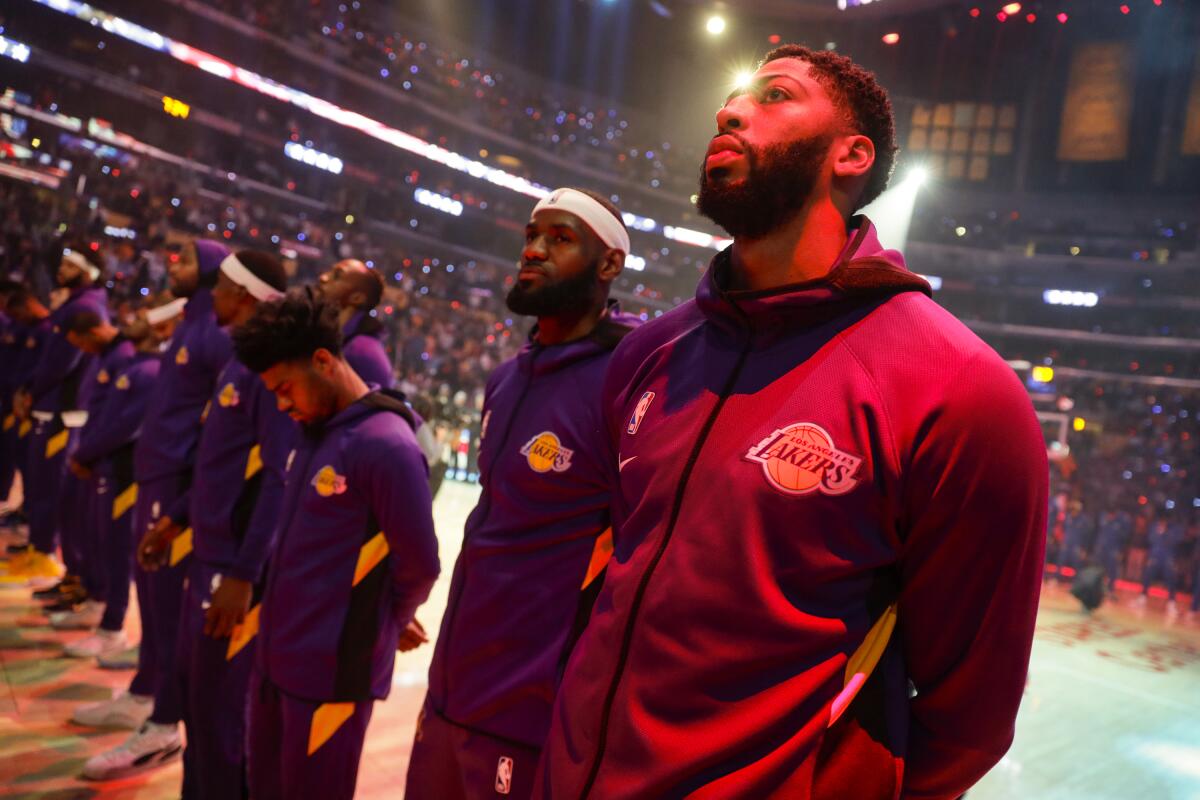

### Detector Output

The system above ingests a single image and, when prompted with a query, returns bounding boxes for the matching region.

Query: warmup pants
[405,698,539,800]
[179,559,259,800]
[247,668,374,800]
[128,472,190,723]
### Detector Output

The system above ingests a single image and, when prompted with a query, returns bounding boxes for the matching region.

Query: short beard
[696,133,832,240]
[505,262,600,318]
[58,273,84,290]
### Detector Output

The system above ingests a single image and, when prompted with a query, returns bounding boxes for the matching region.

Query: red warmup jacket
[535,217,1048,800]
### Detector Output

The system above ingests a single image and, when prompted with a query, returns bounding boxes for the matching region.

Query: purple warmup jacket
[343,310,394,389]
[73,350,160,471]
[72,336,136,464]
[29,286,108,414]
[258,389,439,702]
[133,241,233,512]
[427,305,640,749]
[537,219,1048,800]
[189,356,296,584]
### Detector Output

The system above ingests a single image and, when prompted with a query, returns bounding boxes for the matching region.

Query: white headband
[146,297,188,325]
[531,188,630,255]
[63,249,101,282]
[220,253,283,301]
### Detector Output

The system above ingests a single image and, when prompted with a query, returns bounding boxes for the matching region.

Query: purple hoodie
[73,349,160,471]
[427,304,641,749]
[258,389,439,702]
[29,285,108,414]
[133,241,233,498]
[188,356,297,584]
[72,335,137,465]
[536,219,1048,800]
[342,310,394,389]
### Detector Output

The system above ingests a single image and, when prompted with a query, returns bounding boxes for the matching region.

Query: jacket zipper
[437,349,541,704]
[579,333,755,799]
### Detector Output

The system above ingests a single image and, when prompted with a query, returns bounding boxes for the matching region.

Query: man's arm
[898,352,1048,800]
[226,377,296,584]
[359,430,440,628]
[28,331,82,403]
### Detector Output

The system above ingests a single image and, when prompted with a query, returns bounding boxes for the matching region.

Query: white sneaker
[81,721,181,780]
[64,629,129,659]
[98,646,139,670]
[50,599,105,630]
[1133,594,1148,608]
[71,690,153,729]
[1167,600,1179,618]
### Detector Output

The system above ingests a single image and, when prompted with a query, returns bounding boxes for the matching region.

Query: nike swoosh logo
[619,456,637,471]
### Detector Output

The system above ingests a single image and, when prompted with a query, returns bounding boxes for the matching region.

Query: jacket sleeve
[73,362,156,466]
[28,331,82,403]
[166,328,233,527]
[897,352,1047,800]
[226,377,296,584]
[358,429,440,628]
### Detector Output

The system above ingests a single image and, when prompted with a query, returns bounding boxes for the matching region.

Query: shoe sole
[70,712,149,729]
[81,743,182,780]
[97,658,138,671]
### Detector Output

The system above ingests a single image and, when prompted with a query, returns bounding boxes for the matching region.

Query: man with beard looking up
[534,46,1047,800]
[405,188,639,800]
[317,259,394,389]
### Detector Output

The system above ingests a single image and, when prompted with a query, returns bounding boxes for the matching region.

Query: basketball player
[77,240,233,777]
[138,250,293,797]
[5,244,107,586]
[233,288,439,800]
[535,46,1047,799]
[405,188,638,800]
[61,300,182,658]
[317,258,394,388]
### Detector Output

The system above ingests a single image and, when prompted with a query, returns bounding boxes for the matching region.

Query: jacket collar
[695,216,931,338]
[520,299,639,377]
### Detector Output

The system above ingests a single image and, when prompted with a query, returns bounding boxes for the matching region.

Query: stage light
[625,254,646,271]
[1032,366,1055,383]
[997,12,1008,22]
[908,166,928,185]
[1026,13,1036,22]
[955,226,967,237]
[1119,4,1130,14]
[768,34,781,44]
[882,32,900,45]
[969,7,981,17]
[283,141,343,174]
[414,187,463,216]
[1043,289,1099,307]
[1057,12,1068,22]
[858,164,927,252]
[0,35,31,63]
[1073,417,1086,432]
[706,15,726,35]
[733,70,754,89]
[1002,2,1021,13]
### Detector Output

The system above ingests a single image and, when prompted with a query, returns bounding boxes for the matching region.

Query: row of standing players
[1,241,441,797]
[1049,501,1200,615]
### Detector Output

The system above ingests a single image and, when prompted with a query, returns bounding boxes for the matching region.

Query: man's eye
[764,87,787,101]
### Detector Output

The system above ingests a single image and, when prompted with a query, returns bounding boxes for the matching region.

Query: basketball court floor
[1,481,1198,799]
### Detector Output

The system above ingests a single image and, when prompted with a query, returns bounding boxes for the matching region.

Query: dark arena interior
[0,0,1198,797]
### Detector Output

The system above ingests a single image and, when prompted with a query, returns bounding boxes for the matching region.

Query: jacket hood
[308,387,415,438]
[195,240,231,277]
[344,309,386,341]
[521,299,640,377]
[695,216,931,337]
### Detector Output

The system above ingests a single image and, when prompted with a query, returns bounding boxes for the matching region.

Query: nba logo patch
[627,391,655,435]
[744,422,863,496]
[495,756,513,795]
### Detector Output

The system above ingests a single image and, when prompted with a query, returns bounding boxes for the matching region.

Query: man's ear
[312,348,337,375]
[347,289,367,309]
[832,133,875,180]
[599,248,625,283]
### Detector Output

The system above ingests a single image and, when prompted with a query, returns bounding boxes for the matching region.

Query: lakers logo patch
[745,422,862,496]
[312,465,348,497]
[627,391,655,435]
[218,382,240,407]
[115,374,131,390]
[97,369,110,384]
[520,432,573,473]
[175,345,189,365]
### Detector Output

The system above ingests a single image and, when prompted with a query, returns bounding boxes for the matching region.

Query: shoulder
[604,300,705,391]
[344,410,426,481]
